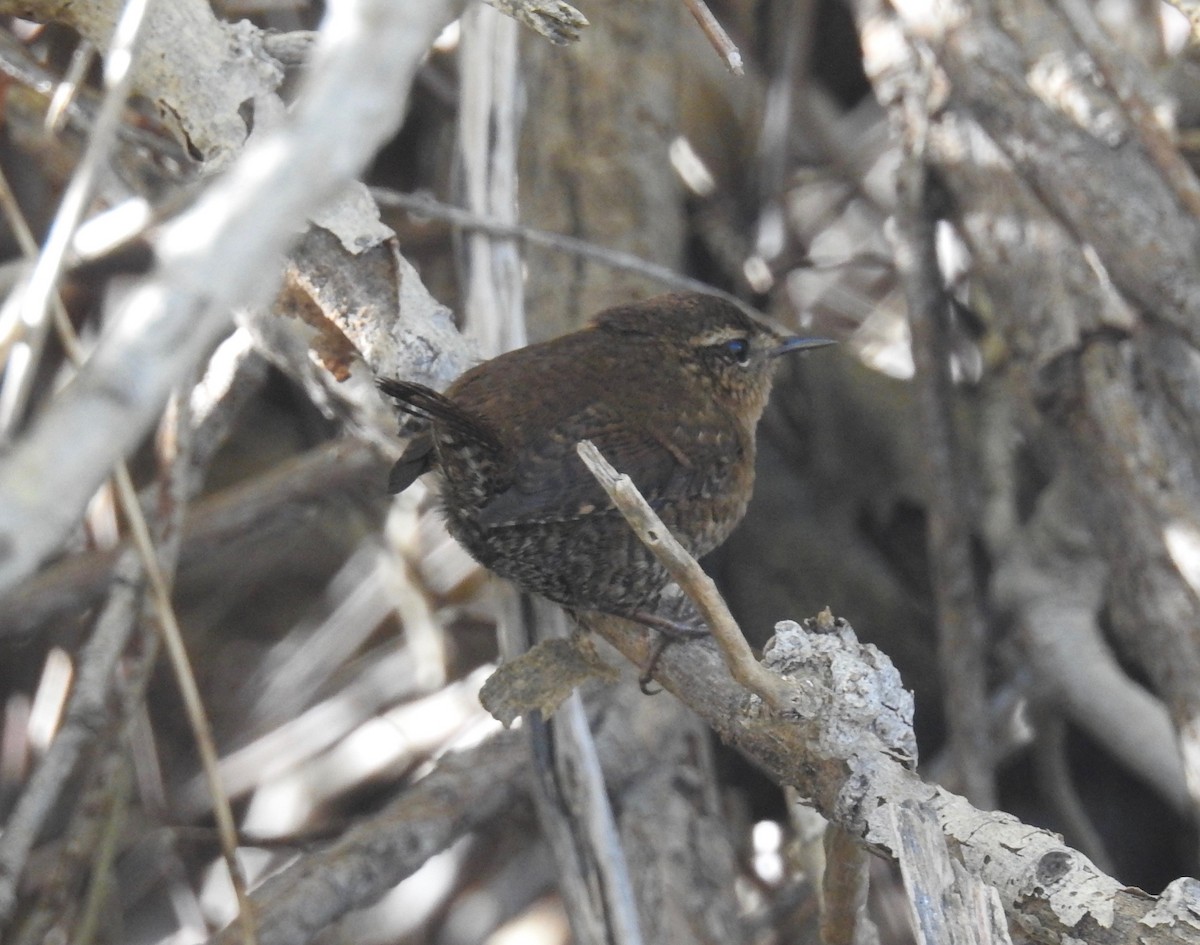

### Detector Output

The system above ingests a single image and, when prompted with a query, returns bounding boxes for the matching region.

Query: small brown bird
[379,292,833,630]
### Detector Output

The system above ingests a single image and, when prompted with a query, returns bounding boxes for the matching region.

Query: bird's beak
[770,336,837,358]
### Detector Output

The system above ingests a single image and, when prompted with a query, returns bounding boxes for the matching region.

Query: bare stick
[373,189,753,312]
[115,404,259,944]
[0,150,258,941]
[458,4,526,356]
[461,12,643,944]
[205,730,530,945]
[0,551,142,924]
[680,0,744,75]
[0,0,153,434]
[0,0,466,595]
[45,38,95,135]
[575,439,791,710]
[482,0,589,45]
[821,824,872,945]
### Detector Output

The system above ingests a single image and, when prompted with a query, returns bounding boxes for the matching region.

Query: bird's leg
[629,593,709,693]
[636,633,673,694]
[628,610,710,639]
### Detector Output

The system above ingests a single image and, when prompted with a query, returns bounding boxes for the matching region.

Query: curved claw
[637,632,676,695]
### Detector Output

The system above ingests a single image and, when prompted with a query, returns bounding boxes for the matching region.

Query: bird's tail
[376,378,503,453]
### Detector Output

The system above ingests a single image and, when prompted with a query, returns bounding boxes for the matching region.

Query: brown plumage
[378,292,833,625]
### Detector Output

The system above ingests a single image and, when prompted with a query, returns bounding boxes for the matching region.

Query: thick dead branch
[588,613,1197,945]
[250,230,469,447]
[205,730,531,945]
[0,0,283,161]
[0,0,464,595]
[892,801,1013,945]
[0,439,388,641]
[482,0,588,45]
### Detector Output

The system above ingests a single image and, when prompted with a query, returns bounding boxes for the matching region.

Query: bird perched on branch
[378,291,833,633]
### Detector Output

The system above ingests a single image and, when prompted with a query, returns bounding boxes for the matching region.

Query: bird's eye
[721,338,751,364]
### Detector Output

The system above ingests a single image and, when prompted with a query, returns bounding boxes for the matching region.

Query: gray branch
[0,0,465,595]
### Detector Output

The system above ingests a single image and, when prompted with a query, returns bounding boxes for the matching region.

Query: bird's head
[593,292,835,415]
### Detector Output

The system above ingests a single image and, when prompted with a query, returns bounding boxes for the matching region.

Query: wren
[378,292,833,630]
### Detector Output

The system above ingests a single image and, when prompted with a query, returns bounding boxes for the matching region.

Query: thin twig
[680,0,744,75]
[505,598,647,945]
[0,0,467,595]
[70,758,133,945]
[458,3,526,355]
[0,147,258,942]
[557,690,645,945]
[115,403,259,943]
[575,439,791,710]
[374,189,754,313]
[460,14,643,939]
[0,30,190,166]
[0,0,154,435]
[0,550,143,926]
[45,39,96,134]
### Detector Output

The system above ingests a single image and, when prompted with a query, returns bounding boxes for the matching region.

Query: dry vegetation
[0,0,1199,943]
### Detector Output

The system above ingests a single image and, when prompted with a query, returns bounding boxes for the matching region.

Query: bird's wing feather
[387,435,434,494]
[476,402,735,528]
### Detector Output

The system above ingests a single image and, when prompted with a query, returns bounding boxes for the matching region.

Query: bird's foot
[629,610,709,639]
[628,610,708,694]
